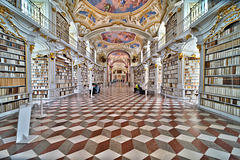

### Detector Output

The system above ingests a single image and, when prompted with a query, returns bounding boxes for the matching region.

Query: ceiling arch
[85,26,152,41]
[107,50,130,59]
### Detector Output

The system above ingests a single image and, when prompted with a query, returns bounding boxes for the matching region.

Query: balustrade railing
[190,0,221,24]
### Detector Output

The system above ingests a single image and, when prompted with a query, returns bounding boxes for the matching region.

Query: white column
[77,64,82,92]
[144,64,149,89]
[155,64,159,94]
[131,67,134,86]
[147,41,151,57]
[198,44,204,107]
[27,43,33,102]
[104,67,107,87]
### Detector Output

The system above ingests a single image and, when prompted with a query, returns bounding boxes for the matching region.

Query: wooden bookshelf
[94,70,104,83]
[184,56,200,99]
[31,56,49,99]
[162,54,178,96]
[201,21,240,117]
[148,64,155,91]
[73,65,78,86]
[81,63,88,86]
[55,55,73,96]
[0,26,28,113]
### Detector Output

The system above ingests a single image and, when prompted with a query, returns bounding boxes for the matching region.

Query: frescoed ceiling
[86,0,148,13]
[64,0,181,66]
[101,31,136,44]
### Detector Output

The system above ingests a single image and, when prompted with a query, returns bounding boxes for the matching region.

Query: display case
[55,54,74,96]
[0,26,28,113]
[162,53,178,96]
[201,21,240,117]
[31,56,49,99]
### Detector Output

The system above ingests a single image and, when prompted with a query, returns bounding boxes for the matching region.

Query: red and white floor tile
[0,83,240,159]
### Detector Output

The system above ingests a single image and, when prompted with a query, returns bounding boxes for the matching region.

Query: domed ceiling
[64,0,181,66]
[86,0,148,13]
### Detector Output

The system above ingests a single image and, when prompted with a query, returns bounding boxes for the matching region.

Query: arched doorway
[107,51,130,82]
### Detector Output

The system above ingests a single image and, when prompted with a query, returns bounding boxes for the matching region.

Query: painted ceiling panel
[101,31,136,43]
[87,0,148,13]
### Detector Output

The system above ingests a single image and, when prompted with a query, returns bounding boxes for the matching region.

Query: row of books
[0,40,25,50]
[32,65,48,68]
[32,91,48,98]
[205,56,240,68]
[32,80,48,83]
[32,75,48,78]
[163,74,178,78]
[207,38,240,54]
[163,78,177,83]
[205,66,240,75]
[205,77,240,85]
[0,72,25,77]
[200,99,240,117]
[185,85,198,89]
[33,86,48,89]
[202,94,240,105]
[219,30,240,45]
[0,78,25,86]
[163,83,177,88]
[164,65,178,71]
[56,79,72,83]
[0,46,25,55]
[204,85,240,97]
[0,65,25,71]
[0,86,26,96]
[32,60,48,64]
[0,58,25,65]
[1,99,28,113]
[0,93,28,103]
[0,52,25,59]
[0,33,24,45]
[57,83,72,88]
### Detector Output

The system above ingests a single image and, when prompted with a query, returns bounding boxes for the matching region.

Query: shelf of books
[55,55,74,97]
[134,69,140,84]
[148,64,155,91]
[73,65,78,86]
[0,26,28,113]
[184,56,200,99]
[201,21,240,117]
[158,66,162,93]
[162,53,178,96]
[73,65,78,92]
[32,56,49,99]
[81,63,88,86]
[95,70,104,84]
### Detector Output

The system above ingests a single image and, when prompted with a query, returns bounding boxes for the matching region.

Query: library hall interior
[1,0,240,159]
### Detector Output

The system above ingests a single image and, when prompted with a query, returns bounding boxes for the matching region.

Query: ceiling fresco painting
[101,31,136,43]
[87,0,149,13]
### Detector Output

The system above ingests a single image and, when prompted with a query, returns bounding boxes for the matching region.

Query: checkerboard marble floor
[1,83,240,159]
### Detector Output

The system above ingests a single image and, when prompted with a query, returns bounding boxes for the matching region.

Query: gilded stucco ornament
[50,53,55,61]
[30,45,35,53]
[207,4,240,38]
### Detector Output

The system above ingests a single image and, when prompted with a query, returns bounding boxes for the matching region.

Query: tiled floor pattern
[0,83,240,159]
